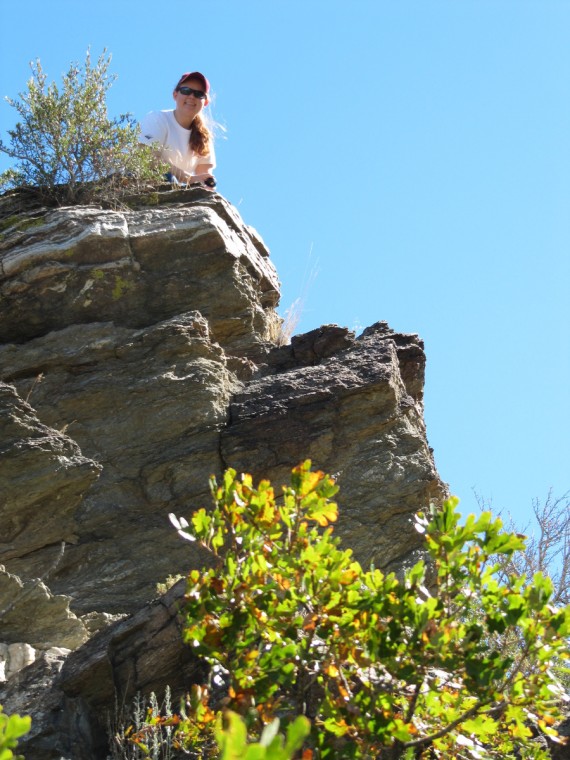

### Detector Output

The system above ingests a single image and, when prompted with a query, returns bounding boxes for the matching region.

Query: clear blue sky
[1,0,568,529]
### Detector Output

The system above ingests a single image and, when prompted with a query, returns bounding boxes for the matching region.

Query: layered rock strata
[0,188,445,759]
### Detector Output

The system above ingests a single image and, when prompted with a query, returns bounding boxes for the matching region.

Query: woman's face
[173,77,207,126]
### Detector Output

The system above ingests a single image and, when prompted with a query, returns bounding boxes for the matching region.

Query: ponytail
[189,113,212,157]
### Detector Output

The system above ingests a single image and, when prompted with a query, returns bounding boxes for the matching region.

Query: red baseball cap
[175,71,210,94]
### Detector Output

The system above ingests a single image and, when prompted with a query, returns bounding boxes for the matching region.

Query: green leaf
[0,709,31,760]
[461,714,498,739]
[284,716,311,752]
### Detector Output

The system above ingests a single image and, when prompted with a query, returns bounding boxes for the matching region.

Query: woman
[139,71,216,187]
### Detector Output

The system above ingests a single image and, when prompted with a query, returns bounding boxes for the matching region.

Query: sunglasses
[177,85,207,99]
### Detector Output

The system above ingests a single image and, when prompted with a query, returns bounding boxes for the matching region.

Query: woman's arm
[189,159,216,188]
[141,152,214,186]
[191,140,216,187]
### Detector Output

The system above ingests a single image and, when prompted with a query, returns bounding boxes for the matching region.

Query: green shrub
[0,705,31,760]
[172,462,570,759]
[0,49,166,206]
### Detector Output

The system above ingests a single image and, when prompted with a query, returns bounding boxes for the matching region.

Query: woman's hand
[190,171,216,189]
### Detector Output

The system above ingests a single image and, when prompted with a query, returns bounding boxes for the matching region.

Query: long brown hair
[189,113,212,157]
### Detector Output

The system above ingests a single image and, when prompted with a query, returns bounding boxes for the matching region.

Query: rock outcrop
[0,580,201,760]
[0,187,445,758]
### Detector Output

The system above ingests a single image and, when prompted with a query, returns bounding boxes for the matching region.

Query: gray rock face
[222,322,442,570]
[0,380,101,565]
[0,189,280,354]
[1,313,239,612]
[0,188,446,759]
[0,566,88,651]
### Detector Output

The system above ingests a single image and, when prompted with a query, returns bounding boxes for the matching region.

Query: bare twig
[24,372,44,403]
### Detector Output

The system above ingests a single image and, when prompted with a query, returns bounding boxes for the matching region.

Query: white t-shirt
[139,110,215,177]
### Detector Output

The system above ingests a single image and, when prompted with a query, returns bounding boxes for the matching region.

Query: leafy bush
[0,49,166,206]
[171,462,570,759]
[0,705,31,760]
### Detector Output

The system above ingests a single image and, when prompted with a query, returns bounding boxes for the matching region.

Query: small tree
[485,490,570,698]
[0,49,166,206]
[171,462,570,759]
[496,490,570,608]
